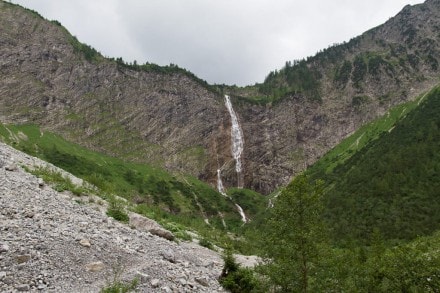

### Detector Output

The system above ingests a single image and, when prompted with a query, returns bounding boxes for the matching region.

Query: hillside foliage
[310,87,440,246]
[0,123,267,252]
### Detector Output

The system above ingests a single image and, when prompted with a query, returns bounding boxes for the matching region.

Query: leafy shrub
[106,196,129,223]
[162,222,192,241]
[351,95,370,108]
[334,60,352,88]
[352,55,367,87]
[100,279,138,293]
[219,252,260,293]
[29,166,86,196]
[199,238,214,250]
[70,36,100,62]
[100,259,138,293]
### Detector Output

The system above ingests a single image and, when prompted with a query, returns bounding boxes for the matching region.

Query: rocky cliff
[235,0,440,192]
[1,0,440,194]
[0,1,234,186]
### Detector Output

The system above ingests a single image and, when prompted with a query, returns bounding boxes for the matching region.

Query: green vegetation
[219,251,260,293]
[228,187,268,220]
[161,222,192,241]
[307,91,427,176]
[100,279,138,293]
[334,60,352,88]
[106,195,130,223]
[232,85,440,292]
[70,35,101,62]
[198,238,215,250]
[352,55,368,88]
[100,260,138,293]
[28,166,88,196]
[259,60,322,103]
[111,60,220,94]
[0,123,267,253]
[308,86,440,245]
[251,174,440,292]
[259,174,326,292]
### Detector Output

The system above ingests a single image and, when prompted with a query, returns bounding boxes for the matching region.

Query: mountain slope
[311,85,440,245]
[0,123,270,234]
[0,1,233,187]
[0,141,226,292]
[234,0,440,192]
[2,1,440,194]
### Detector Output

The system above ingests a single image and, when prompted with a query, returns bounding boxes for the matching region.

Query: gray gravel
[0,142,225,292]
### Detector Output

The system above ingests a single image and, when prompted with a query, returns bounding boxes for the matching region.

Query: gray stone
[85,261,105,272]
[136,271,150,283]
[151,278,161,288]
[5,163,18,171]
[3,276,14,285]
[37,284,46,290]
[15,284,30,291]
[149,228,175,241]
[79,239,91,247]
[16,254,31,264]
[0,243,9,253]
[195,276,210,287]
[129,213,174,241]
[0,141,226,292]
[160,249,176,263]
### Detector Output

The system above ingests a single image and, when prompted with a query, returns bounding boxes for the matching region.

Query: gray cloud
[11,0,424,85]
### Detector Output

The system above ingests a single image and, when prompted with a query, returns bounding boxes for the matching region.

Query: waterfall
[215,95,247,223]
[224,95,244,187]
[235,204,247,223]
[217,168,247,223]
[217,169,227,196]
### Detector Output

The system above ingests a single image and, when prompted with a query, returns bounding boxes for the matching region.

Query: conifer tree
[260,174,326,292]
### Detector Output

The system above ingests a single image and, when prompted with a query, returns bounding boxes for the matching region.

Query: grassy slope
[0,123,267,250]
[306,86,440,245]
[307,90,430,177]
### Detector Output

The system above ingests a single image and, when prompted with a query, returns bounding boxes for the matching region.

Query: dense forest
[311,87,440,246]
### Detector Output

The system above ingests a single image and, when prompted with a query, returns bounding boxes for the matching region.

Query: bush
[219,251,260,293]
[29,166,87,196]
[199,238,214,250]
[162,222,192,241]
[106,196,129,223]
[100,279,138,293]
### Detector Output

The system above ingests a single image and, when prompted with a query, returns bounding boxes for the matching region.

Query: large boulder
[129,213,174,241]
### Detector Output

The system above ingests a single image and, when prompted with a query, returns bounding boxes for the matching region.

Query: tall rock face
[0,1,231,182]
[235,0,440,193]
[1,1,440,194]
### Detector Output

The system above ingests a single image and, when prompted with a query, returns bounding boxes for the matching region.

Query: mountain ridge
[1,0,440,193]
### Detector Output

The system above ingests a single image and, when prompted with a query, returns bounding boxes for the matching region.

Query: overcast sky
[11,0,424,86]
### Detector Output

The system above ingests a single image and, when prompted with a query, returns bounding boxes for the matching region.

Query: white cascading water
[224,95,244,185]
[217,169,227,196]
[235,204,247,223]
[215,95,247,223]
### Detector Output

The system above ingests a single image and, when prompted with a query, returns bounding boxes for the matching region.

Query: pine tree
[260,174,326,292]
